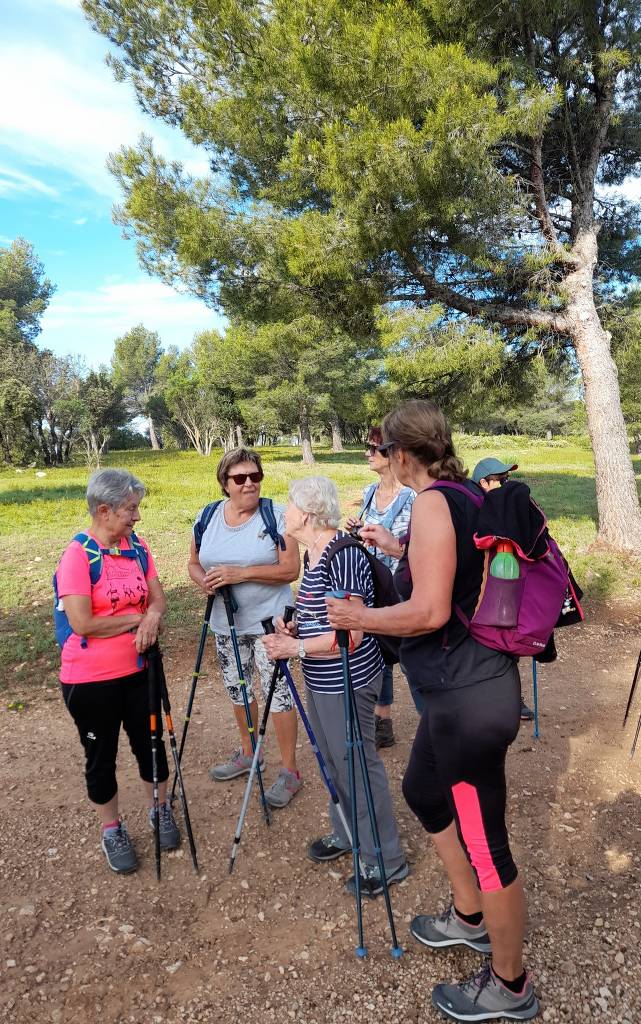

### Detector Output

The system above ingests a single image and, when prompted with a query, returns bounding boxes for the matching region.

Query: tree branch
[404,254,568,334]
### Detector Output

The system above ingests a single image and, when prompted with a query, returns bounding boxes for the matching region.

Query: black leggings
[62,671,169,806]
[402,664,521,892]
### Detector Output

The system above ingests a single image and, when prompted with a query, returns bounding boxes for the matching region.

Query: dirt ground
[2,602,641,1024]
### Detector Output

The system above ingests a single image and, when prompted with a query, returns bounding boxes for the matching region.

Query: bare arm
[188,533,301,595]
[327,490,456,637]
[135,576,166,653]
[62,594,143,639]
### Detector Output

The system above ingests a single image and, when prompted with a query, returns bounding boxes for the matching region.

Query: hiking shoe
[432,961,539,1021]
[520,699,535,722]
[411,905,491,954]
[101,822,138,875]
[375,715,396,749]
[264,768,302,808]
[308,832,351,863]
[209,749,262,781]
[345,860,409,899]
[148,801,181,851]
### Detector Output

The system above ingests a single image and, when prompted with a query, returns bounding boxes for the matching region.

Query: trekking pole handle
[220,585,239,625]
[326,590,351,650]
[261,606,295,637]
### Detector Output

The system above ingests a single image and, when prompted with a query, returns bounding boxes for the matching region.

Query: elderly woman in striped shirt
[262,476,407,898]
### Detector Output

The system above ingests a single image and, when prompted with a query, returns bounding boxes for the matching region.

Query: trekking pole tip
[355,945,368,959]
[391,945,404,960]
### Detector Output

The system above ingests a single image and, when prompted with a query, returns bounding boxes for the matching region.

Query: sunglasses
[365,444,388,457]
[227,471,263,486]
[374,440,397,454]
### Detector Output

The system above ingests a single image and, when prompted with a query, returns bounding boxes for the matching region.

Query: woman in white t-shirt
[187,448,302,809]
[346,426,417,747]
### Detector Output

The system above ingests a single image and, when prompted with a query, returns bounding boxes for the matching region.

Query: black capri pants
[402,663,521,892]
[62,670,169,806]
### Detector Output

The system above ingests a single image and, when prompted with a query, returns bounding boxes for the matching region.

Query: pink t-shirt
[56,533,159,684]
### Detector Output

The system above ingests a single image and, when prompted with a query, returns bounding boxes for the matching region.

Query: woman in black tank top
[327,401,538,1023]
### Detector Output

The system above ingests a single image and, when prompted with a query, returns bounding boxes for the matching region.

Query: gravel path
[2,602,640,1023]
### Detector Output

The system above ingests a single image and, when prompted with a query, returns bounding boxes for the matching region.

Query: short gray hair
[289,476,340,529]
[87,468,146,516]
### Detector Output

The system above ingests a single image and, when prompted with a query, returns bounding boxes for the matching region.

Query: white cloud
[0,164,59,198]
[0,26,209,200]
[73,217,88,226]
[40,279,225,365]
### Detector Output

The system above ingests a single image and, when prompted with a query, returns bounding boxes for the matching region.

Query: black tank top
[394,480,513,693]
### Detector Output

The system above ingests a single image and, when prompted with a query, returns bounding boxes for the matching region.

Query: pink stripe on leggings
[451,781,502,892]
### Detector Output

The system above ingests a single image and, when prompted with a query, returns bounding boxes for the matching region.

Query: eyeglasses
[227,471,263,486]
[365,444,388,457]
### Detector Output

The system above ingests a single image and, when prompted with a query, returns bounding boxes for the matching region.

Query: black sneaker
[149,802,181,851]
[307,832,351,863]
[345,860,409,899]
[101,822,138,874]
[520,698,535,721]
[375,716,396,749]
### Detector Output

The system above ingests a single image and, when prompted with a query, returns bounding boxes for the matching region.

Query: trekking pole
[345,645,403,959]
[623,650,641,726]
[171,593,214,804]
[228,607,296,874]
[220,585,271,825]
[148,643,199,874]
[148,653,162,882]
[532,658,540,740]
[273,609,361,862]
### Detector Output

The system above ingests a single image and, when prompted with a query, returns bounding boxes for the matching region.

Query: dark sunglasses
[365,444,388,457]
[227,471,263,485]
[374,440,397,454]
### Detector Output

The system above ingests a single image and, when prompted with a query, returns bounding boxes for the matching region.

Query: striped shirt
[360,484,415,571]
[297,532,384,694]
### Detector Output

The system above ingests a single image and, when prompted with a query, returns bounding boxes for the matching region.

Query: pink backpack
[433,481,581,657]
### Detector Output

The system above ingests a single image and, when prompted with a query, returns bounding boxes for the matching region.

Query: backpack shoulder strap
[259,497,286,550]
[194,500,223,553]
[72,533,103,586]
[129,531,150,576]
[430,480,484,509]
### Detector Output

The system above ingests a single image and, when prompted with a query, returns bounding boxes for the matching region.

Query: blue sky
[0,0,225,367]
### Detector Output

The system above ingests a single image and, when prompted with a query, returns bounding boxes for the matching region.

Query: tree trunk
[148,416,161,450]
[299,409,315,465]
[330,412,344,453]
[566,229,641,550]
[236,424,244,446]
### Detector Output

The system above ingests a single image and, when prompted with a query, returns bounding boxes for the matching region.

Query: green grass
[1,437,640,692]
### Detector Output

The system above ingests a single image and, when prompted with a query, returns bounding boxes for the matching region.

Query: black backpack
[322,535,401,665]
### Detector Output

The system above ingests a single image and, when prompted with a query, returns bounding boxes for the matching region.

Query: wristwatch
[298,640,306,659]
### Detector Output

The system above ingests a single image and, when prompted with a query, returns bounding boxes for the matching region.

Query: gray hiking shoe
[308,832,351,863]
[432,961,539,1021]
[411,904,491,954]
[148,802,181,851]
[345,860,409,899]
[101,822,138,875]
[209,749,262,781]
[264,768,302,808]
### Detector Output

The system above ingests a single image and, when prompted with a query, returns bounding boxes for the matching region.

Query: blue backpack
[53,532,149,649]
[193,497,285,553]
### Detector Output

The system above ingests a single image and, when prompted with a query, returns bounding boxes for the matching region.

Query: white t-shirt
[194,500,293,635]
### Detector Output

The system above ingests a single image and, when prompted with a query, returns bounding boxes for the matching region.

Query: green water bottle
[490,540,520,579]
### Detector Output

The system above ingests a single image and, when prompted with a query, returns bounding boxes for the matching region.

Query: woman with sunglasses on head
[188,448,302,809]
[346,426,416,745]
[327,401,538,1023]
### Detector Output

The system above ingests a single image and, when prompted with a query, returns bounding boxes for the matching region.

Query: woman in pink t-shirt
[56,468,179,875]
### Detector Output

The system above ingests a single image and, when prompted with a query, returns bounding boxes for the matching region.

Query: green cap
[471,457,518,484]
